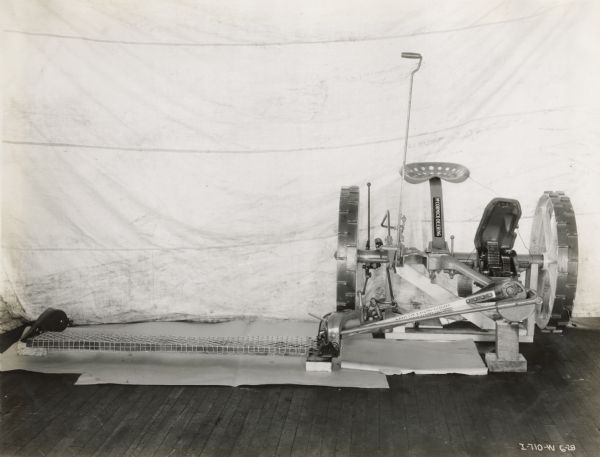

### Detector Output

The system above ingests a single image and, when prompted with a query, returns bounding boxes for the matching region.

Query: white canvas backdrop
[2,0,599,329]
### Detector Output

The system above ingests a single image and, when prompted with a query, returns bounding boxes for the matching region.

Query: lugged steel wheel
[530,191,578,331]
[335,186,359,311]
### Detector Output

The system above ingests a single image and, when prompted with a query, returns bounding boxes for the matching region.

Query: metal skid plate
[336,186,359,311]
[530,191,578,330]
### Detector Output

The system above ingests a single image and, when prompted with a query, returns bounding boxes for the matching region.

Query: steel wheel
[530,192,578,330]
[335,186,359,311]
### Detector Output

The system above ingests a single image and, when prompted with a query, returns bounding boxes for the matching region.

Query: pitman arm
[320,280,541,351]
[341,289,540,337]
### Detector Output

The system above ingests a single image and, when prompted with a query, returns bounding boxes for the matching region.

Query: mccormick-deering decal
[432,197,443,238]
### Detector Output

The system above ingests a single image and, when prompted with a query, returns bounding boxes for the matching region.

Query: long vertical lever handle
[397,52,423,246]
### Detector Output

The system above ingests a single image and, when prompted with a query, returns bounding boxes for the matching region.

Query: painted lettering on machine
[432,197,443,238]
[466,292,495,304]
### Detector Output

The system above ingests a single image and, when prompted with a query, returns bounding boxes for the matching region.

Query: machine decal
[432,197,443,237]
[466,292,495,304]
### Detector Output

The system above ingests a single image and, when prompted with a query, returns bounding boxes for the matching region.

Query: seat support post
[429,177,448,251]
[402,162,469,253]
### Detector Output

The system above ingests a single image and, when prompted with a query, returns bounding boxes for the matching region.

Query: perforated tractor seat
[402,162,470,184]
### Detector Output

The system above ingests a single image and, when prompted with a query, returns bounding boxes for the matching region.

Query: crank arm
[340,290,541,337]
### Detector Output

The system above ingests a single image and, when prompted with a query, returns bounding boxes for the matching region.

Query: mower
[308,52,578,372]
[18,53,578,374]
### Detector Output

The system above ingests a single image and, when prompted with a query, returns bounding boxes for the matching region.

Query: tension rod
[386,267,396,307]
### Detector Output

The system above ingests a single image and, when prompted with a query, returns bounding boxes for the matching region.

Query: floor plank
[244,386,286,457]
[2,320,600,457]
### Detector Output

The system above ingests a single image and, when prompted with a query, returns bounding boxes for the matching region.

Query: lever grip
[401,52,422,59]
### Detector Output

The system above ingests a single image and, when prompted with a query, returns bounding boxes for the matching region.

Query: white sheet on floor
[0,345,388,388]
[340,337,488,375]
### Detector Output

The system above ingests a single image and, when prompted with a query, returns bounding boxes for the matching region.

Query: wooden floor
[1,319,599,457]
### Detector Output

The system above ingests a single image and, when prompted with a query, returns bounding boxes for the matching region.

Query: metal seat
[402,162,470,184]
